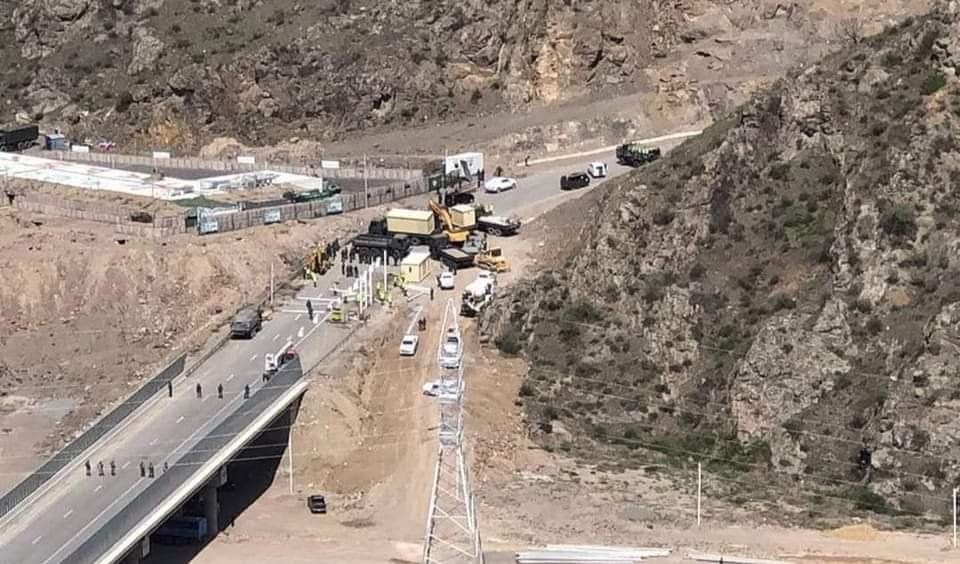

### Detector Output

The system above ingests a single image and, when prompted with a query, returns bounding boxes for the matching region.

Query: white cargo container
[386,209,435,236]
[444,152,484,179]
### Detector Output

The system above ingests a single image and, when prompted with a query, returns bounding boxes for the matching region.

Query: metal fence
[0,356,186,520]
[200,176,430,235]
[63,358,304,564]
[49,151,423,181]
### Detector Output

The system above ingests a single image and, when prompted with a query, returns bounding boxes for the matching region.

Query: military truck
[615,143,661,167]
[0,125,39,152]
[230,306,262,339]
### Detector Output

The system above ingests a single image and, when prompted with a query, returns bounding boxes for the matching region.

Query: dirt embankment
[0,202,375,468]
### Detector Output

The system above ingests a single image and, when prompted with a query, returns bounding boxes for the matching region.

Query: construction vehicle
[428,200,475,244]
[230,306,263,339]
[460,272,496,317]
[616,143,661,167]
[428,171,476,207]
[474,247,508,272]
[305,244,333,277]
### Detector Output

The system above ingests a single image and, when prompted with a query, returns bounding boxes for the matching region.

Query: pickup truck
[475,215,521,236]
[230,306,262,339]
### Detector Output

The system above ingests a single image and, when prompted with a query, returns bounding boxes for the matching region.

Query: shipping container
[400,251,432,283]
[386,209,434,236]
[449,204,476,229]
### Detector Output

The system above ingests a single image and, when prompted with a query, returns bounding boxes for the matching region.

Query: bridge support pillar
[203,481,219,535]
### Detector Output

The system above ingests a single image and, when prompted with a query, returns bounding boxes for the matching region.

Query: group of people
[84,458,169,479]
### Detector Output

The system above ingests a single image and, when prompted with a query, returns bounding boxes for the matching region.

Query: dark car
[307,494,327,514]
[560,172,591,191]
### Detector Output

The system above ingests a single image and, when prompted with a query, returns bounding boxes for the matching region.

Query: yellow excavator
[305,244,332,279]
[427,199,472,244]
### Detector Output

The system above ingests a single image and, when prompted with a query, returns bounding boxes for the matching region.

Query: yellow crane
[427,200,471,244]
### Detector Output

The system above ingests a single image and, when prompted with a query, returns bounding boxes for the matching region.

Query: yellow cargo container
[386,209,435,236]
[449,204,476,229]
[400,251,432,283]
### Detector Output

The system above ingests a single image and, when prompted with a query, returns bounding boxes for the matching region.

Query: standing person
[85,460,91,476]
[140,461,146,477]
[110,460,116,476]
[97,461,104,477]
[524,155,530,167]
[148,463,155,478]
[495,165,503,177]
[244,384,250,399]
[306,299,314,321]
[196,383,202,399]
[217,383,224,399]
[167,381,173,398]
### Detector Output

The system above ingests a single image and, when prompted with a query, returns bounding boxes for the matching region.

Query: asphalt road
[474,157,635,217]
[0,263,367,564]
[0,146,658,564]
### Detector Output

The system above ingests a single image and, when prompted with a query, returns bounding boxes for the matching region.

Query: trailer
[434,247,475,271]
[475,215,521,236]
[0,125,39,152]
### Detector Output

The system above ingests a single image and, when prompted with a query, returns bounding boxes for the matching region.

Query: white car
[587,162,607,178]
[399,334,419,356]
[437,271,455,290]
[439,328,463,369]
[483,176,518,193]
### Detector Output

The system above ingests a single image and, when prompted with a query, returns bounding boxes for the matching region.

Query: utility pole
[270,262,275,306]
[953,486,958,549]
[363,153,369,208]
[697,462,702,529]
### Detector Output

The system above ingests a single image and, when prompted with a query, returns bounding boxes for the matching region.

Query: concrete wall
[49,151,423,181]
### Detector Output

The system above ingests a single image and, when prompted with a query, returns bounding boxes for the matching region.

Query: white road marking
[202,396,209,402]
[149,438,158,446]
[524,216,537,223]
[94,485,103,492]
[41,390,248,564]
[227,373,235,382]
[62,509,73,519]
[176,415,185,423]
[298,327,305,338]
[121,461,130,470]
[249,354,257,362]
[32,535,42,545]
[272,334,280,341]
[294,314,302,321]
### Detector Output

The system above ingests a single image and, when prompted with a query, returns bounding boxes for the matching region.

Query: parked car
[307,494,327,514]
[399,334,419,356]
[439,328,463,369]
[483,176,518,193]
[587,162,608,178]
[437,271,455,290]
[560,172,591,191]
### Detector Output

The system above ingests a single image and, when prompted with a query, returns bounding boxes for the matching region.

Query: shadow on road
[144,405,296,563]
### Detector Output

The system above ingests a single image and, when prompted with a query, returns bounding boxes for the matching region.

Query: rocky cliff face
[488,3,960,519]
[0,1,929,151]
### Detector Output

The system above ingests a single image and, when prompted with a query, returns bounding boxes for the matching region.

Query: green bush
[495,324,524,355]
[879,204,917,241]
[921,71,946,95]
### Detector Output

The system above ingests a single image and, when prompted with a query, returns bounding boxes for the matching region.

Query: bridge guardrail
[63,359,305,564]
[0,356,185,520]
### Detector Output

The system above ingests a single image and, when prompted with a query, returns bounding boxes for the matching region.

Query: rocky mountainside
[0,1,927,153]
[486,3,960,522]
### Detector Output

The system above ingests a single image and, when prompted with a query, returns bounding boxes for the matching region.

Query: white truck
[460,272,496,317]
